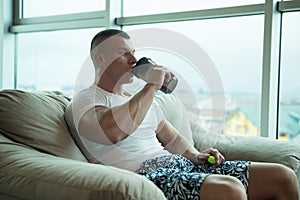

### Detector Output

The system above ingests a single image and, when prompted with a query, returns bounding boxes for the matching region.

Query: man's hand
[196,147,225,167]
[146,65,175,90]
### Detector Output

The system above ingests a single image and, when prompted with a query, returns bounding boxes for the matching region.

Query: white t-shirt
[65,85,171,171]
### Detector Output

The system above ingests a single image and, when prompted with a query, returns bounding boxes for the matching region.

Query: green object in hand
[208,156,216,164]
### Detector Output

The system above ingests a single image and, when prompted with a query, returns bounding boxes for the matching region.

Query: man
[65,29,299,200]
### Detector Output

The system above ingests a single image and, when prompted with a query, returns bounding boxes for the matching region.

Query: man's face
[100,36,137,85]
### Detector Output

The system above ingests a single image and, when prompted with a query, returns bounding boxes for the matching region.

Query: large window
[3,0,300,140]
[279,11,300,142]
[124,14,264,137]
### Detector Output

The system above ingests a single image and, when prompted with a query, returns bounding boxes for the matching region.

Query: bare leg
[200,174,247,200]
[248,162,299,200]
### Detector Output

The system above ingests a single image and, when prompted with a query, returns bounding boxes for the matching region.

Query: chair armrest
[193,130,300,173]
[0,142,166,200]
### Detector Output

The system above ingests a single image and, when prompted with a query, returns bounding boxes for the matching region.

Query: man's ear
[93,52,105,66]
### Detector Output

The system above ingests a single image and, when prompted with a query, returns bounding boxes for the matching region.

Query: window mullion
[115,4,265,26]
[11,0,109,33]
[10,18,107,33]
[260,0,282,139]
[278,0,300,12]
[15,11,106,25]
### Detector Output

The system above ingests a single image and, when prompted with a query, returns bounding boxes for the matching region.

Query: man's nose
[128,52,137,65]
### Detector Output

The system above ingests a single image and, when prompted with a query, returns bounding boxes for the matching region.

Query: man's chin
[126,78,134,84]
[120,76,133,84]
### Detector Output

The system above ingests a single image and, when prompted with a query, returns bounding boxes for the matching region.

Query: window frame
[116,4,265,26]
[278,0,300,12]
[10,0,120,33]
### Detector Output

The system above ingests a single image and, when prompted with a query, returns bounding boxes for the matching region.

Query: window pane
[279,12,300,142]
[17,28,102,96]
[124,15,264,137]
[123,0,264,16]
[23,0,106,17]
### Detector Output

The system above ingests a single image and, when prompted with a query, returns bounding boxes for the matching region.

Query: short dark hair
[90,29,130,54]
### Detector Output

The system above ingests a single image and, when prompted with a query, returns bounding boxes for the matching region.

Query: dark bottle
[131,57,178,94]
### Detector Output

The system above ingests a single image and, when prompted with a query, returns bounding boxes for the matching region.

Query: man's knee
[200,175,247,200]
[274,164,299,199]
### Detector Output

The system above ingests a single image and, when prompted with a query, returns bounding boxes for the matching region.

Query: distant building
[278,106,300,141]
[196,94,300,141]
[223,105,300,141]
[224,107,259,137]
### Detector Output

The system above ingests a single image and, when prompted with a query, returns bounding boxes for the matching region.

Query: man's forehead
[109,35,134,50]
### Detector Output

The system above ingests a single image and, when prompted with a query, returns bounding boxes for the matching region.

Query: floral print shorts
[136,154,251,200]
